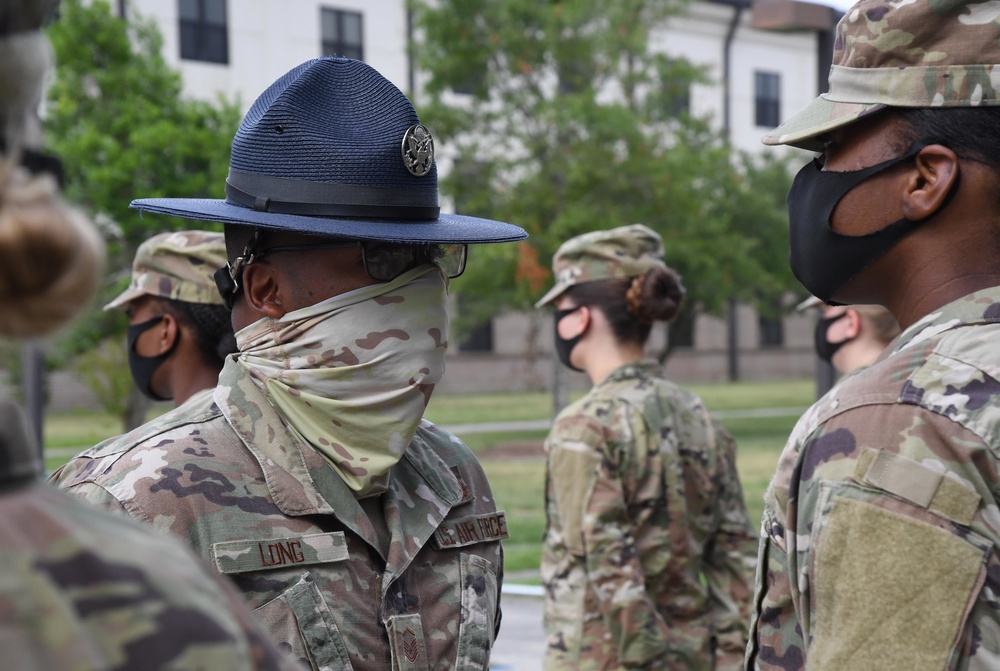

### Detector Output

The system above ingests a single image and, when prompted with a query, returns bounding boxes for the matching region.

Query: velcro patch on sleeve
[211,531,349,574]
[855,448,981,525]
[811,498,987,670]
[432,512,509,549]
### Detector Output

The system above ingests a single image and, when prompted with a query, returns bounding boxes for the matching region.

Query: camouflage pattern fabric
[747,286,1000,670]
[49,357,507,671]
[763,0,1000,150]
[541,361,755,671]
[0,400,296,671]
[104,230,228,310]
[535,224,665,307]
[235,266,449,498]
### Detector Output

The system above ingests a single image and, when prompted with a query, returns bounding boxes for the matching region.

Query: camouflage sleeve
[744,506,799,670]
[748,403,999,670]
[701,421,756,669]
[549,404,670,667]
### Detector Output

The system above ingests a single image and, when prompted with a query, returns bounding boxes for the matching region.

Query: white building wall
[129,0,409,110]
[656,1,821,155]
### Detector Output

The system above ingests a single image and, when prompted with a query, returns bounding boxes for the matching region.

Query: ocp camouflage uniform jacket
[49,359,506,671]
[747,287,1000,670]
[0,400,296,671]
[541,361,755,671]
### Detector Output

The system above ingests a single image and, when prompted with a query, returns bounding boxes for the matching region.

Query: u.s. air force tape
[432,511,509,550]
[211,531,349,574]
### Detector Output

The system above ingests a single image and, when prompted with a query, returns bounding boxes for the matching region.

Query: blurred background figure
[105,230,236,406]
[0,2,300,668]
[535,224,755,671]
[799,296,901,376]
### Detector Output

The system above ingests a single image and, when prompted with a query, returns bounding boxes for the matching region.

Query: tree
[42,0,240,428]
[411,0,798,355]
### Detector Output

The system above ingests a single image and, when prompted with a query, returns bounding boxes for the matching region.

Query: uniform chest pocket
[211,533,352,671]
[254,572,354,671]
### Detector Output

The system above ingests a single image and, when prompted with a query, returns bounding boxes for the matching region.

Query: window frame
[320,7,364,61]
[179,0,229,64]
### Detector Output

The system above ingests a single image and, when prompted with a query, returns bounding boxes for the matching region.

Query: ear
[843,308,862,339]
[152,313,180,356]
[577,306,592,335]
[902,145,959,220]
[242,263,286,319]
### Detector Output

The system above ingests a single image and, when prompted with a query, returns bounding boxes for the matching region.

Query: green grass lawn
[42,379,811,577]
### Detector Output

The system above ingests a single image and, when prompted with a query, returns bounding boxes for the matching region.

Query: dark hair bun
[625,266,685,323]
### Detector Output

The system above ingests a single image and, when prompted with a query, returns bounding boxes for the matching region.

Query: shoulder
[793,321,1000,450]
[50,392,236,490]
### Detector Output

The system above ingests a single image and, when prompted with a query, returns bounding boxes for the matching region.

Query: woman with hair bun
[535,224,755,671]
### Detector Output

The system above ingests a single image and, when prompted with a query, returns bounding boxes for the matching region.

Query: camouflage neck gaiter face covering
[235,265,449,498]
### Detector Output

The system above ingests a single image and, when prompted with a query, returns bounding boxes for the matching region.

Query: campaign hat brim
[130,198,527,244]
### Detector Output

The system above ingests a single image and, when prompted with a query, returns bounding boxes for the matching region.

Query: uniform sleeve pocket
[811,497,989,671]
[253,572,354,671]
[455,553,498,671]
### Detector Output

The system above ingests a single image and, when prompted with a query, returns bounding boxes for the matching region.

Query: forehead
[824,111,907,169]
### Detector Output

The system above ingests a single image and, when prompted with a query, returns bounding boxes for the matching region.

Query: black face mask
[787,141,956,305]
[127,315,179,401]
[813,311,853,364]
[554,306,586,373]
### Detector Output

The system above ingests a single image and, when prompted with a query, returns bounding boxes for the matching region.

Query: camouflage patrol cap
[104,230,227,310]
[535,224,665,307]
[764,0,1000,151]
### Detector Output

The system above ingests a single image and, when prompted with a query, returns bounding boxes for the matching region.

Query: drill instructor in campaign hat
[51,57,526,671]
[748,2,1000,668]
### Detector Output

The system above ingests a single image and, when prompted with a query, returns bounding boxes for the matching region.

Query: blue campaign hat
[130,57,526,244]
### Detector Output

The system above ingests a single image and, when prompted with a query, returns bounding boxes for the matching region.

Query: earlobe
[903,146,958,220]
[242,264,286,319]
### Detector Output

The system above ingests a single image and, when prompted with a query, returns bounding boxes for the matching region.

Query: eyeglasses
[213,239,467,310]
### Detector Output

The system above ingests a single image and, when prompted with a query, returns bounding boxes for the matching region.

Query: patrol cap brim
[103,286,145,311]
[796,295,824,311]
[535,281,570,309]
[129,199,528,245]
[762,94,886,152]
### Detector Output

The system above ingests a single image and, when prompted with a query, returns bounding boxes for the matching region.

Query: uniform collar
[890,285,1000,357]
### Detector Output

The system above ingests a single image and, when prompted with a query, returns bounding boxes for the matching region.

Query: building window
[758,315,784,348]
[664,59,690,118]
[321,8,364,60]
[754,71,781,128]
[179,0,228,64]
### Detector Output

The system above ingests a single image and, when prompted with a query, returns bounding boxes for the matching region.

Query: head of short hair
[158,297,237,371]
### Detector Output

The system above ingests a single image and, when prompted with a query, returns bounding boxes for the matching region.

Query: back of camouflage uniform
[537,226,755,671]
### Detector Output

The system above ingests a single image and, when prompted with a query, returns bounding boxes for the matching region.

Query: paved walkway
[491,592,546,671]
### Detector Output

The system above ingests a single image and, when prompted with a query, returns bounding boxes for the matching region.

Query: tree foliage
[411,0,799,344]
[41,0,240,424]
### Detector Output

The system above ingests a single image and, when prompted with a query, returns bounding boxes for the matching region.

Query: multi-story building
[106,0,840,394]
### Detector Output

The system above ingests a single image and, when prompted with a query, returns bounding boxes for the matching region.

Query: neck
[170,366,221,407]
[582,341,645,385]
